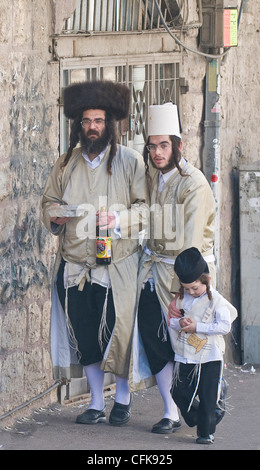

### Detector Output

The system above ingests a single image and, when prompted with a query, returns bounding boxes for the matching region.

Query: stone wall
[0,0,74,424]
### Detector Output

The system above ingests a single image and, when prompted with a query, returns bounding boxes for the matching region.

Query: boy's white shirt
[169,287,231,364]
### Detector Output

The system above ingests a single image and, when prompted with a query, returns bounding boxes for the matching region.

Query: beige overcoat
[42,145,148,380]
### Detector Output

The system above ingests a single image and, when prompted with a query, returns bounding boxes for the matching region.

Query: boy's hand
[181,317,197,333]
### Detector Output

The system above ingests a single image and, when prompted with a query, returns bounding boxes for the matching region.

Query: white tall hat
[148,103,181,138]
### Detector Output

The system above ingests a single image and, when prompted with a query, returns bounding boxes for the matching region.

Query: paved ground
[0,363,259,453]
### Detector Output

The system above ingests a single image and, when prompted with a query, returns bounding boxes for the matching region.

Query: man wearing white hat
[129,103,216,435]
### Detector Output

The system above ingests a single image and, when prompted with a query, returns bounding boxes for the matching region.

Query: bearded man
[130,103,216,435]
[42,80,148,426]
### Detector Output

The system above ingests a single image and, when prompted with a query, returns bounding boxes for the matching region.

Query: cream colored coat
[129,160,216,391]
[42,145,148,380]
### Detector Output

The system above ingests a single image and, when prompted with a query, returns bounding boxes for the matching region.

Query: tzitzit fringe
[98,286,112,352]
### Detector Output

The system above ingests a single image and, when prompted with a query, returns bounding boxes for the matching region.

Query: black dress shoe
[76,407,106,424]
[196,434,214,445]
[152,418,181,434]
[109,394,133,426]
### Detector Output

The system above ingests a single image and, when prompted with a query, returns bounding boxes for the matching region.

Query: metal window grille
[63,0,172,33]
[60,60,180,154]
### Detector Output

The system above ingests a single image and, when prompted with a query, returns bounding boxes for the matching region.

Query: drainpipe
[202,58,221,288]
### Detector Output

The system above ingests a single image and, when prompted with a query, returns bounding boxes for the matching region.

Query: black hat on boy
[174,247,209,284]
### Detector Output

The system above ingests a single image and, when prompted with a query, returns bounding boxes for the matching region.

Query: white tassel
[172,362,181,388]
[187,363,201,412]
[157,310,168,342]
[98,287,111,352]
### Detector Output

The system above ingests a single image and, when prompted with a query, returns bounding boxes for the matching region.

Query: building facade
[0,0,259,424]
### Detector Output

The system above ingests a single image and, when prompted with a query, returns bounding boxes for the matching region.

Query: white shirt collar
[82,146,108,169]
[159,167,177,185]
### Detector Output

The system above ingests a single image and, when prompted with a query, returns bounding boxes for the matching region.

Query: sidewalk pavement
[0,363,259,452]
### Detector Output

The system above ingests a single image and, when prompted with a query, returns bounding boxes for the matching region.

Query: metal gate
[239,164,260,364]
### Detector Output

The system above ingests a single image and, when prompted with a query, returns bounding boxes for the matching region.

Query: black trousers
[56,259,115,366]
[138,282,174,375]
[171,360,221,437]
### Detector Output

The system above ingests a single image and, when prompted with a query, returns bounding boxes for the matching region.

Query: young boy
[168,247,237,444]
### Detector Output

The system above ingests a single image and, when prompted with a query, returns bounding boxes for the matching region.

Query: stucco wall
[0,0,62,424]
[218,2,260,360]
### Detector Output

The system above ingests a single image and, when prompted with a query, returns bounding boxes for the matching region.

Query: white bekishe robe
[42,145,149,380]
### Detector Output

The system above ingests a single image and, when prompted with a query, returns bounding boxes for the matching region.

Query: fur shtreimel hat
[174,247,209,284]
[63,80,130,121]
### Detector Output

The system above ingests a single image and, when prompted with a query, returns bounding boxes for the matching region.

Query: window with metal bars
[63,0,177,33]
[60,60,180,154]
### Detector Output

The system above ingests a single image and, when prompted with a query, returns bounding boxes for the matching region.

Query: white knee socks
[84,362,105,411]
[155,362,179,421]
[115,376,131,405]
[84,363,130,409]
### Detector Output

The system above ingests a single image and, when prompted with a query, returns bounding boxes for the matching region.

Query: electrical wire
[154,0,242,60]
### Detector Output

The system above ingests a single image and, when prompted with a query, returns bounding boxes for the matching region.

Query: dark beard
[150,153,176,172]
[80,128,111,155]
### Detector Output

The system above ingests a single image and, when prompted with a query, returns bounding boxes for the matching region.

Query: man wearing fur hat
[42,80,148,426]
[130,103,216,435]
